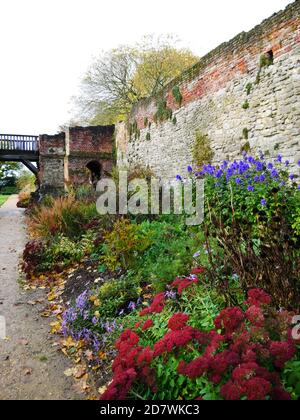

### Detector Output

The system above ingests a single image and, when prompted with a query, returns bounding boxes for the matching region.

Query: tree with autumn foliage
[72,35,198,125]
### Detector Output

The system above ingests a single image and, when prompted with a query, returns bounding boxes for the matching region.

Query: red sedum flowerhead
[245,289,272,307]
[214,307,245,333]
[168,313,189,331]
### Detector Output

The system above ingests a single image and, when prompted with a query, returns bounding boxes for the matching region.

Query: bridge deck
[0,134,39,175]
[0,134,39,153]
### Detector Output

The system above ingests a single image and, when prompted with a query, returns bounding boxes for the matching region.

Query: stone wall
[39,132,66,191]
[116,0,300,179]
[39,125,115,192]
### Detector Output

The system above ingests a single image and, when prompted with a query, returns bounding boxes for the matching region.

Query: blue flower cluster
[176,153,300,206]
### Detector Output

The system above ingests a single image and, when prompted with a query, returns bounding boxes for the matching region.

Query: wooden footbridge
[0,134,39,174]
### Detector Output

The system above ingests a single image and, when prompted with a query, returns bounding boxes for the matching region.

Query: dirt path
[0,195,82,400]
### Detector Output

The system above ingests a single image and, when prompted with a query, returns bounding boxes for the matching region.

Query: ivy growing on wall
[192,130,214,169]
[242,127,249,140]
[241,141,251,154]
[129,120,141,141]
[242,100,250,110]
[154,99,173,123]
[172,85,183,106]
[256,51,274,84]
[245,83,253,95]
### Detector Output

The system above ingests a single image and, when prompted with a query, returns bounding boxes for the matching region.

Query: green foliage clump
[256,52,274,85]
[101,219,152,271]
[259,52,273,69]
[192,131,214,169]
[283,358,300,400]
[128,219,204,291]
[242,100,250,110]
[242,128,249,140]
[245,83,253,95]
[172,85,183,106]
[95,278,142,318]
[240,141,251,154]
[154,99,173,124]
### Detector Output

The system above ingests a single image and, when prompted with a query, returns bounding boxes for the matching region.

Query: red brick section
[39,126,115,188]
[132,1,300,129]
[69,126,114,154]
[39,133,65,155]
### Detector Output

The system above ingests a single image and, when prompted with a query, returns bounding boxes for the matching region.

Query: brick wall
[116,0,300,179]
[39,126,115,191]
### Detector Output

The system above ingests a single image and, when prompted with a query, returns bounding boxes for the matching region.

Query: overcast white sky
[0,0,292,135]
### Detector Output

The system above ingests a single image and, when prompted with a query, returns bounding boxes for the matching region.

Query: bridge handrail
[0,134,39,152]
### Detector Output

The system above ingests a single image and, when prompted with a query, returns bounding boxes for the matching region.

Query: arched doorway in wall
[86,160,102,189]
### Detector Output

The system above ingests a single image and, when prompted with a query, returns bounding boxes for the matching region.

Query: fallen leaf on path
[84,350,93,361]
[62,336,77,349]
[72,374,90,394]
[50,321,62,334]
[64,367,76,377]
[74,366,86,379]
[98,386,107,395]
[24,368,32,376]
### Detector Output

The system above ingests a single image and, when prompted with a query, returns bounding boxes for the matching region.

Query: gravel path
[0,195,82,400]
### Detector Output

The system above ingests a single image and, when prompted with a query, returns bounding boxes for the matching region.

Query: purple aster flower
[176,175,182,181]
[193,251,201,258]
[235,177,242,185]
[254,176,260,183]
[270,169,279,178]
[128,301,136,311]
[285,160,290,166]
[276,154,282,163]
[82,328,92,341]
[298,160,300,167]
[261,199,267,207]
[76,291,88,313]
[187,165,193,173]
[92,317,98,326]
[298,185,300,190]
[93,338,101,352]
[248,185,254,192]
[165,290,177,300]
[289,174,295,181]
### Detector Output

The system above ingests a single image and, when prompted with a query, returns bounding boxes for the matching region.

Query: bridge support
[21,159,38,175]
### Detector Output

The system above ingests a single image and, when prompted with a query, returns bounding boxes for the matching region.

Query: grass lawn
[0,195,9,207]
